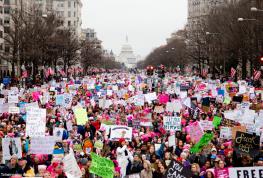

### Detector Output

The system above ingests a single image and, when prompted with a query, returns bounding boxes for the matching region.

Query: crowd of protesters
[0,70,262,178]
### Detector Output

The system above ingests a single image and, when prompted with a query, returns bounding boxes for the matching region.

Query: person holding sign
[116,138,133,178]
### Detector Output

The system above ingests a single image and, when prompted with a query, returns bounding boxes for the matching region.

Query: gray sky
[81,0,188,58]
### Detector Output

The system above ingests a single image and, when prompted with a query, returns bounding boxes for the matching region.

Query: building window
[74,11,76,17]
[0,18,2,25]
[0,31,3,38]
[68,1,71,7]
[68,20,71,27]
[74,2,76,8]
[0,43,3,50]
[4,26,9,33]
[4,18,9,24]
[4,7,10,14]
[0,7,2,14]
[5,46,10,53]
[4,0,10,5]
[68,11,71,17]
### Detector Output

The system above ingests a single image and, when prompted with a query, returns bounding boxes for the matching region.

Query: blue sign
[3,77,11,85]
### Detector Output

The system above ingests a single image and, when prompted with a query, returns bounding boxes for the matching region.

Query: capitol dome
[121,43,133,52]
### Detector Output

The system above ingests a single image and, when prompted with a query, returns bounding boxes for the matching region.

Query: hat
[206,168,215,175]
[119,138,125,144]
[80,158,88,165]
[211,148,217,152]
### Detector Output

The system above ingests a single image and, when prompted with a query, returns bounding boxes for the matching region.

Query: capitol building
[116,37,140,69]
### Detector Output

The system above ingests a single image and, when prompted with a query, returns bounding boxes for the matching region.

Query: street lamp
[251,7,263,12]
[206,32,220,35]
[237,18,257,22]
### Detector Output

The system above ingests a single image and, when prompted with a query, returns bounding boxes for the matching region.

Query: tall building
[34,0,82,37]
[116,37,139,69]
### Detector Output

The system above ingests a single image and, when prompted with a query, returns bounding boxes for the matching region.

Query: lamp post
[237,18,257,22]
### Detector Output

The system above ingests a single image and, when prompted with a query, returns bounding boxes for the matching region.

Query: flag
[231,67,236,78]
[253,70,261,81]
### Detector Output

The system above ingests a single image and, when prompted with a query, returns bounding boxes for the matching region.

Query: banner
[191,133,214,153]
[110,125,132,141]
[63,151,82,178]
[234,131,260,157]
[74,108,88,125]
[228,167,263,178]
[163,160,192,178]
[2,138,22,161]
[90,152,114,178]
[26,108,46,137]
[163,116,181,131]
[30,136,56,154]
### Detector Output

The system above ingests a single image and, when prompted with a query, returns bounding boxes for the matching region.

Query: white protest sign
[166,101,182,113]
[144,92,157,103]
[220,127,232,139]
[110,126,132,141]
[163,116,181,131]
[25,102,39,110]
[8,106,20,114]
[63,151,82,178]
[30,136,56,154]
[168,135,176,147]
[53,127,64,141]
[228,167,263,178]
[26,108,46,137]
[199,120,214,131]
[8,94,18,103]
[2,138,22,161]
[0,98,5,104]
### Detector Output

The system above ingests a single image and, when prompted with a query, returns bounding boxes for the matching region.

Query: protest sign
[144,92,157,103]
[228,167,263,178]
[8,94,18,103]
[234,131,260,157]
[63,151,82,178]
[215,168,229,178]
[133,94,144,106]
[213,116,222,129]
[90,152,114,178]
[132,119,141,130]
[94,140,103,150]
[74,108,88,125]
[163,160,192,178]
[154,144,161,151]
[168,135,176,147]
[222,118,238,127]
[63,93,72,108]
[166,101,182,113]
[163,116,181,131]
[188,122,204,143]
[26,108,46,137]
[8,106,20,114]
[2,138,22,161]
[191,133,214,153]
[110,125,132,141]
[199,120,214,131]
[220,127,232,140]
[154,106,164,113]
[30,136,56,154]
[56,94,64,105]
[53,127,64,141]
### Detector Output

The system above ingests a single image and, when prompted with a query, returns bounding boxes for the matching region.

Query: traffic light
[146,65,154,76]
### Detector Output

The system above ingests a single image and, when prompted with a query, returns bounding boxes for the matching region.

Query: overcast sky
[81,0,188,58]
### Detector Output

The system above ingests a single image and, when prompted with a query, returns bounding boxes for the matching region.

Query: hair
[191,163,200,173]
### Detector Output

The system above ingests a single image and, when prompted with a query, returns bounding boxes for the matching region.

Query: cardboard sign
[232,126,246,139]
[2,138,22,161]
[110,126,132,141]
[163,116,181,131]
[234,131,260,157]
[164,160,192,178]
[30,136,56,154]
[228,167,263,178]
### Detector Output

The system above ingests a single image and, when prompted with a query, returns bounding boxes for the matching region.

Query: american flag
[230,67,236,78]
[253,69,261,81]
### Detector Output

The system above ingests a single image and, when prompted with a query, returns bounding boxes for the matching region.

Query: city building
[116,37,139,69]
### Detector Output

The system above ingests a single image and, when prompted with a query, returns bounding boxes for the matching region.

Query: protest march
[0,71,262,178]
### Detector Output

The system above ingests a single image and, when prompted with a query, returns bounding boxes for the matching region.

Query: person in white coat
[116,138,133,178]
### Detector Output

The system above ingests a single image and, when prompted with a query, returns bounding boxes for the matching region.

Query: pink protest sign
[215,168,229,178]
[158,94,169,104]
[187,121,204,143]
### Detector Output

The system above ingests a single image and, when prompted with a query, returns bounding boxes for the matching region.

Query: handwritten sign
[74,108,88,125]
[63,151,82,178]
[30,136,56,154]
[234,131,260,157]
[188,122,204,143]
[220,127,232,140]
[163,116,181,131]
[26,108,46,137]
[164,160,192,178]
[199,120,214,131]
[90,152,114,178]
